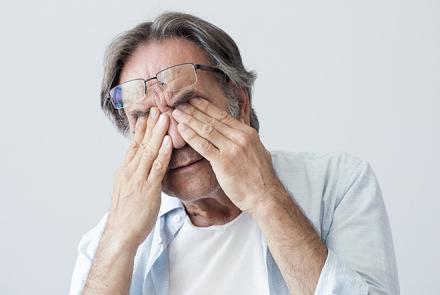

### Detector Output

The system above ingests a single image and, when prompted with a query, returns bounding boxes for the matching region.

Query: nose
[159,108,187,149]
[151,89,187,149]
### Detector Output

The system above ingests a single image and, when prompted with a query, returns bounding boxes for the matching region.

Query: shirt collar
[159,192,184,217]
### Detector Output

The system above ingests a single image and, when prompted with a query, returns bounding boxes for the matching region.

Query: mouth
[168,154,204,171]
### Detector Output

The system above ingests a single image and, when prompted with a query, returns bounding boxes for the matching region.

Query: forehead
[119,38,211,83]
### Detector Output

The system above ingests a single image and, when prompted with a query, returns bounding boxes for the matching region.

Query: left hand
[171,97,284,213]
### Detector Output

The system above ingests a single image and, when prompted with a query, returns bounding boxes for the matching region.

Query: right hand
[105,107,172,250]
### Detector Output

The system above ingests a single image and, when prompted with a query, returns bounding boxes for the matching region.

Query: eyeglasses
[107,63,226,110]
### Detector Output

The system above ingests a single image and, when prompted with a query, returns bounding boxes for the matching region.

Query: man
[69,12,399,295]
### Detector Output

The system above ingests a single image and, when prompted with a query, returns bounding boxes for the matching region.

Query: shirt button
[173,215,182,223]
[156,236,162,244]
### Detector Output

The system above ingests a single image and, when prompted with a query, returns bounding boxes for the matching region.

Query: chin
[162,159,220,201]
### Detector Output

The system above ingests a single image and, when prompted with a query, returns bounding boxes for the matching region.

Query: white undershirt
[169,212,270,295]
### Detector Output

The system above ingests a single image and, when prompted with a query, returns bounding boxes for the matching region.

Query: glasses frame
[107,62,227,110]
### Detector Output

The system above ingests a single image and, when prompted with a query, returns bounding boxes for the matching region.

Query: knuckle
[197,99,209,111]
[236,136,247,147]
[238,128,256,145]
[201,123,214,137]
[185,129,196,141]
[246,127,258,138]
[152,158,164,170]
[200,139,212,152]
[217,110,230,122]
[228,145,240,158]
[132,178,144,188]
[207,117,217,127]
[142,143,156,159]
[130,140,140,150]
[186,116,196,126]
[118,170,131,182]
[237,132,251,146]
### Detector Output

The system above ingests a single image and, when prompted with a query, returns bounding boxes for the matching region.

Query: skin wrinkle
[117,38,243,227]
[119,43,242,140]
[85,15,331,295]
[100,15,260,138]
[129,89,205,120]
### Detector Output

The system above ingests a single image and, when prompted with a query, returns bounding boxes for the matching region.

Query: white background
[1,0,439,294]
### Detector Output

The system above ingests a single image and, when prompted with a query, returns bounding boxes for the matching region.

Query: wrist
[100,223,141,256]
[249,181,291,220]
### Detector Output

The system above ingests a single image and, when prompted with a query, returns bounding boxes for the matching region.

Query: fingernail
[172,108,183,117]
[178,103,190,111]
[163,135,171,147]
[158,113,167,125]
[150,107,158,118]
[190,97,201,104]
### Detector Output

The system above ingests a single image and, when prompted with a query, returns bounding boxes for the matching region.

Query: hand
[171,98,284,214]
[106,107,172,250]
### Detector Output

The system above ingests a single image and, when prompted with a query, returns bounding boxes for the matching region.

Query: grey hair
[100,12,259,137]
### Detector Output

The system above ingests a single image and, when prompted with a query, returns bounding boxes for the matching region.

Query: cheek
[125,105,151,132]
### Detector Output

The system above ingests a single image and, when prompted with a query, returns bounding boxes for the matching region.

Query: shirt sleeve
[68,213,109,295]
[315,160,400,295]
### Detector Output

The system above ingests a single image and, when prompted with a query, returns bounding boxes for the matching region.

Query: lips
[168,154,204,170]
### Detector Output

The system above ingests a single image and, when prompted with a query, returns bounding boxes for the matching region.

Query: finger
[177,101,254,148]
[122,115,147,167]
[174,102,238,141]
[172,107,229,149]
[177,123,219,161]
[143,107,160,146]
[127,107,160,171]
[147,135,173,184]
[135,113,170,179]
[189,97,243,130]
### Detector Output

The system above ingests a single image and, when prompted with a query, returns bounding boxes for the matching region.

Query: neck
[182,189,241,227]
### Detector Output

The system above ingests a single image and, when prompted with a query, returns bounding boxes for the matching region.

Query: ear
[234,86,251,125]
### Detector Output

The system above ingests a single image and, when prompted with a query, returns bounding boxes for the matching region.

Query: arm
[254,160,399,295]
[172,98,399,295]
[82,230,137,294]
[172,98,325,293]
[251,185,328,294]
[71,108,172,294]
[315,160,399,294]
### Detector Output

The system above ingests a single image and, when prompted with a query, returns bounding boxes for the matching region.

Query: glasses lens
[109,80,145,109]
[157,64,197,92]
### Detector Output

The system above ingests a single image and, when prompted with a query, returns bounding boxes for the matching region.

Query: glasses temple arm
[194,64,230,82]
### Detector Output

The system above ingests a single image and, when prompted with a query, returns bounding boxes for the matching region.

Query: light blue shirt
[69,151,400,294]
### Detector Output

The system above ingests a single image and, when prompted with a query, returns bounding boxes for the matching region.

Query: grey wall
[1,0,439,294]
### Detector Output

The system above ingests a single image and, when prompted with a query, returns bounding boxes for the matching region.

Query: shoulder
[270,150,372,207]
[269,151,378,237]
[270,150,366,180]
[270,150,364,166]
